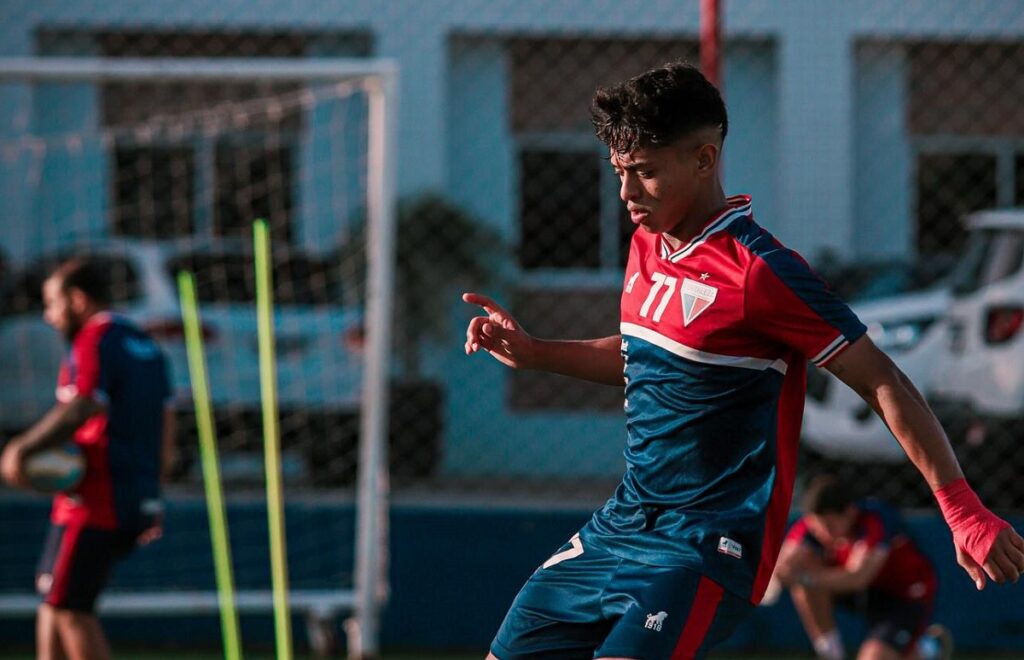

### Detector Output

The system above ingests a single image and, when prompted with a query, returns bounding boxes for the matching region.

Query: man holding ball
[1,257,175,660]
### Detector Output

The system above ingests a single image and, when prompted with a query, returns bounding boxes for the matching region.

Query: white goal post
[0,56,398,659]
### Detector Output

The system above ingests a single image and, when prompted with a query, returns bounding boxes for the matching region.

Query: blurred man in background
[464,61,1024,660]
[1,258,175,660]
[771,474,952,660]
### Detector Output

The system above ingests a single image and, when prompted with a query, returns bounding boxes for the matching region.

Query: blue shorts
[491,534,753,660]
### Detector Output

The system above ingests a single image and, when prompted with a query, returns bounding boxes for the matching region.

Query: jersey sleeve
[70,323,111,405]
[857,510,892,552]
[745,248,867,367]
[785,518,810,544]
[786,517,827,557]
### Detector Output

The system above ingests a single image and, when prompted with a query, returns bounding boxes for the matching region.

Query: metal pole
[700,0,723,90]
[348,68,398,660]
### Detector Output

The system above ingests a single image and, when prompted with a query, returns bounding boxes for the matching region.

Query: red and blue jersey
[579,195,866,604]
[786,500,937,602]
[51,313,171,530]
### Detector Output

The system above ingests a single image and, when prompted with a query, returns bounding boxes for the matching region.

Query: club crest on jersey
[681,278,718,326]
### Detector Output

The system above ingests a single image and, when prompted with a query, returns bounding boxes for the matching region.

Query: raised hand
[462,292,536,369]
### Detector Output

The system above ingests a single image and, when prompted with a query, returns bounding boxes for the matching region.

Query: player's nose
[619,173,641,202]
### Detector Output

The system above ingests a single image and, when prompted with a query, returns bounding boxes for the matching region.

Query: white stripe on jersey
[621,322,788,374]
[811,334,849,367]
[667,200,752,263]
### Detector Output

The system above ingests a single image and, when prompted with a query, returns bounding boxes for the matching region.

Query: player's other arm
[774,535,885,594]
[826,337,1024,588]
[0,396,102,486]
[800,543,888,593]
[462,292,624,386]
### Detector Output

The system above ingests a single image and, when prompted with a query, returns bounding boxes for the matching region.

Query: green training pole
[177,271,243,660]
[253,219,294,660]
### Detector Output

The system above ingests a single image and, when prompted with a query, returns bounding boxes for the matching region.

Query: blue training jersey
[53,313,172,530]
[579,195,867,603]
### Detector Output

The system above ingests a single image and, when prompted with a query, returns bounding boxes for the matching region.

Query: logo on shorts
[644,611,668,631]
[681,278,718,326]
[718,536,743,559]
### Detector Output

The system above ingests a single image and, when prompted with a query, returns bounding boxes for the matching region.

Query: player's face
[806,508,856,546]
[42,277,82,341]
[611,143,702,238]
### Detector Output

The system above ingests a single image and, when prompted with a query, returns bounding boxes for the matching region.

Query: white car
[0,239,364,447]
[801,282,950,463]
[928,210,1024,461]
[929,210,1024,419]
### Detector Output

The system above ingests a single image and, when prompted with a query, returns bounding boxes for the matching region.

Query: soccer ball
[23,443,85,493]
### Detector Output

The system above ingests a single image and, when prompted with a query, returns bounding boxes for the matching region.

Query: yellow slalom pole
[253,219,293,660]
[177,271,243,660]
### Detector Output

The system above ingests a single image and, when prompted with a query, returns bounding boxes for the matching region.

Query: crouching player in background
[1,258,175,660]
[770,474,952,660]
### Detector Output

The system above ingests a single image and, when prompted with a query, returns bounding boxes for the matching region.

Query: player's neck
[662,186,729,251]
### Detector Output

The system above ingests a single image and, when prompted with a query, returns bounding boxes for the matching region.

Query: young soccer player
[772,474,952,660]
[1,258,175,660]
[463,62,1024,660]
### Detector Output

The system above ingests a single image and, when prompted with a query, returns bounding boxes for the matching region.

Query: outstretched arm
[826,336,1024,589]
[463,292,624,386]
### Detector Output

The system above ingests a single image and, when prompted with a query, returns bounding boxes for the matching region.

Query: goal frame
[0,56,398,659]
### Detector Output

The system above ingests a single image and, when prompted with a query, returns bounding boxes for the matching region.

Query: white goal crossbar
[0,57,398,659]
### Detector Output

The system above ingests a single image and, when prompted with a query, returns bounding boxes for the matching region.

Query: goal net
[0,55,396,657]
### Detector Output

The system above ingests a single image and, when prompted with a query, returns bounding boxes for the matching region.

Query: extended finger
[463,292,511,320]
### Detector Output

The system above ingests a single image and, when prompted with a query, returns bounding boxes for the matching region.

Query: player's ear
[696,143,719,176]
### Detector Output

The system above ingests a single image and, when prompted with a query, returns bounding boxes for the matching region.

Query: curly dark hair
[591,61,728,154]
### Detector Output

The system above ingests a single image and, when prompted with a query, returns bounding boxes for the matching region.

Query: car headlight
[867,318,935,354]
